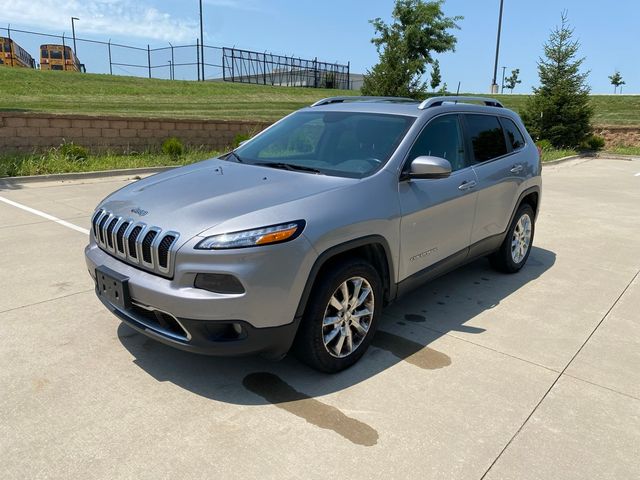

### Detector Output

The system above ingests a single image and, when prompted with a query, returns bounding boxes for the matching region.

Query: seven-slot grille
[91,209,180,277]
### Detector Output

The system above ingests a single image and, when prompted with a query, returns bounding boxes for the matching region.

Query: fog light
[232,323,243,335]
[194,273,245,294]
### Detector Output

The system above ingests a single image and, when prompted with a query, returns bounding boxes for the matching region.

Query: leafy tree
[430,59,442,92]
[521,12,593,148]
[608,71,625,94]
[361,0,461,98]
[504,68,522,93]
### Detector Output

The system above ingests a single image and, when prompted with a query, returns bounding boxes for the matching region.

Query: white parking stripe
[0,196,89,235]
[635,172,640,177]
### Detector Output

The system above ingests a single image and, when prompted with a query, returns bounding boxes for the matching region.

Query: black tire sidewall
[294,259,383,373]
[503,205,535,272]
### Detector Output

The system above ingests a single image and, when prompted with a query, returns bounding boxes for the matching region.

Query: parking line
[635,172,640,176]
[0,196,89,236]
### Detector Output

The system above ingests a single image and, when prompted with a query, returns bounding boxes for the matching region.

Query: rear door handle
[458,180,477,191]
[510,164,524,174]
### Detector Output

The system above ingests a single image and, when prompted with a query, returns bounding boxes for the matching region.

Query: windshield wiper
[224,151,244,163]
[257,162,322,174]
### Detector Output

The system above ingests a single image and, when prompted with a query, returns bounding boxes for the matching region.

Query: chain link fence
[1,25,351,88]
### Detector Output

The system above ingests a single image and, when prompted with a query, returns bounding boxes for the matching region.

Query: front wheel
[490,204,535,273]
[293,259,382,373]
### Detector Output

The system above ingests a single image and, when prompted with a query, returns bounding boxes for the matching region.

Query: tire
[490,204,535,273]
[293,258,383,373]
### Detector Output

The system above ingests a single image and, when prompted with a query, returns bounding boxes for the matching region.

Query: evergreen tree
[522,12,593,148]
[361,0,461,98]
[430,59,442,92]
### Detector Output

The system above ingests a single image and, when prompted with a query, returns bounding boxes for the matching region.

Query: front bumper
[85,233,316,357]
[95,289,299,358]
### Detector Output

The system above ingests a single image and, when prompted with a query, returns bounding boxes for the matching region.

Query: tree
[504,68,522,93]
[521,12,593,148]
[361,0,462,98]
[608,71,625,94]
[430,59,442,92]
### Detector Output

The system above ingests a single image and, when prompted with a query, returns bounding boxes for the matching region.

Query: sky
[2,0,639,93]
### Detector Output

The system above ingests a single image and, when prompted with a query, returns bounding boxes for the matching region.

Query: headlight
[195,220,305,250]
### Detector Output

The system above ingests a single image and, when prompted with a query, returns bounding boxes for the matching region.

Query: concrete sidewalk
[0,157,638,479]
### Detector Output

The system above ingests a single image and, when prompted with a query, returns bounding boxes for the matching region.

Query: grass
[0,67,355,121]
[0,147,219,177]
[2,67,640,125]
[540,148,578,162]
[604,145,640,156]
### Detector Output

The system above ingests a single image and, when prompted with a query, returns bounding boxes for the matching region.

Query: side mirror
[406,156,452,179]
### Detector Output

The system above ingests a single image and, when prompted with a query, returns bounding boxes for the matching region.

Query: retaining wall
[0,113,271,153]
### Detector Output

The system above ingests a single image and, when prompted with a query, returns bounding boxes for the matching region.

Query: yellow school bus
[0,37,35,68]
[40,44,85,72]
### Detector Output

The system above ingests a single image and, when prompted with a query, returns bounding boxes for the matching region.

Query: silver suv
[85,96,541,372]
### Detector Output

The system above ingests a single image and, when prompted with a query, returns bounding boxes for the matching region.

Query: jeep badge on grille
[131,207,149,216]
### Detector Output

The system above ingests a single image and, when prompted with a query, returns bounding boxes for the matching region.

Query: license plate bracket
[95,265,132,310]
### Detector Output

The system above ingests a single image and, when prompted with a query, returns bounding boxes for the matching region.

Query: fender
[294,235,396,318]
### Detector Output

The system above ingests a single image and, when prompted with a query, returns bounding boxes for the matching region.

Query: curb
[0,166,177,184]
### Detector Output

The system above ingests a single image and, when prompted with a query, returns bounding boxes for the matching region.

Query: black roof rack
[418,96,504,109]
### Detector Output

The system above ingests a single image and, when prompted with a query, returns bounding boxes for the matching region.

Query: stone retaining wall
[594,126,640,147]
[1,112,639,153]
[0,113,271,153]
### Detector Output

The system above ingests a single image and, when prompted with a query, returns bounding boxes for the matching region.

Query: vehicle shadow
[118,246,556,407]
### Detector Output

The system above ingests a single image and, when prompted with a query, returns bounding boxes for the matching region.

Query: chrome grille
[92,209,180,278]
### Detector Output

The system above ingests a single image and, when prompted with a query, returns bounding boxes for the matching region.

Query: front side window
[501,117,526,151]
[465,114,508,162]
[407,114,467,172]
[234,111,415,178]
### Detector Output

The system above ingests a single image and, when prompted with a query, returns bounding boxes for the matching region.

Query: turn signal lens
[195,221,305,250]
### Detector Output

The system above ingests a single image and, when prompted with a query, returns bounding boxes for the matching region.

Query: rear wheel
[294,259,382,373]
[490,204,535,273]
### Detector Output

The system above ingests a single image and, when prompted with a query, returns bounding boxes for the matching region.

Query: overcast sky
[3,0,638,93]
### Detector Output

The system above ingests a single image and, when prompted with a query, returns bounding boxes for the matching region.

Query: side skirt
[395,232,506,299]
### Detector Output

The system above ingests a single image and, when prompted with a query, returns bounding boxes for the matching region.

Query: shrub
[233,133,251,149]
[582,135,605,151]
[536,139,553,151]
[59,141,89,161]
[162,137,183,159]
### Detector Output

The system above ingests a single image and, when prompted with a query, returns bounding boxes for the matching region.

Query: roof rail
[311,96,416,107]
[418,96,504,110]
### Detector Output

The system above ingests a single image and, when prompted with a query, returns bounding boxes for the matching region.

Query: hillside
[1,67,638,125]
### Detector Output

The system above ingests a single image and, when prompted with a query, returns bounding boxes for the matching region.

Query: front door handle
[458,180,477,191]
[510,164,524,174]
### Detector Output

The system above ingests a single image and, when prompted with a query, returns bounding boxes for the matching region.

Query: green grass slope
[1,67,638,125]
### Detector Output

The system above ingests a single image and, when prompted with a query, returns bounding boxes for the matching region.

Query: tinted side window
[501,117,526,150]
[465,115,507,162]
[408,115,467,171]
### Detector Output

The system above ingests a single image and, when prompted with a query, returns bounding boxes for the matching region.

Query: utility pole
[199,0,205,81]
[491,0,504,94]
[501,66,507,94]
[71,17,79,55]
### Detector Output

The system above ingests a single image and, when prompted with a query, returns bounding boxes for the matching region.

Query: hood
[98,158,355,239]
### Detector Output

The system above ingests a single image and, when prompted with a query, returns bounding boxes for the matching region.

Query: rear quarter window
[464,114,508,162]
[500,117,526,151]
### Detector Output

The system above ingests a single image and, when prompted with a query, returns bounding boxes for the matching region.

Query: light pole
[71,17,79,55]
[199,0,205,81]
[501,66,507,94]
[491,0,504,94]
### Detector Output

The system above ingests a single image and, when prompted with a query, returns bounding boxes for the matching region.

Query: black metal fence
[1,24,351,88]
[222,47,350,89]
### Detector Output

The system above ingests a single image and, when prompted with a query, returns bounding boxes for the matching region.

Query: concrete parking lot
[1,157,639,479]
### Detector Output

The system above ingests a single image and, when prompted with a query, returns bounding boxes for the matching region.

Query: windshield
[234,111,415,178]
